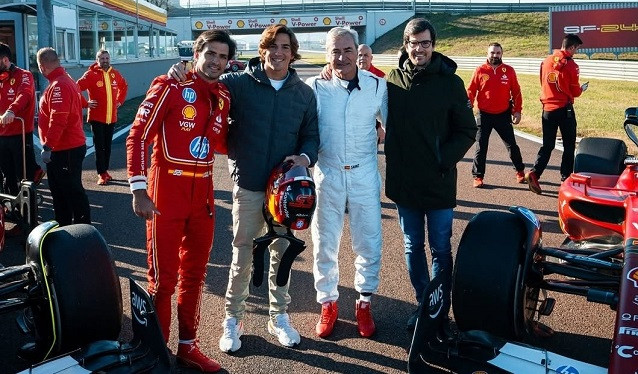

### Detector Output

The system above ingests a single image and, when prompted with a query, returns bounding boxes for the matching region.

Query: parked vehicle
[408,107,638,373]
[225,59,246,73]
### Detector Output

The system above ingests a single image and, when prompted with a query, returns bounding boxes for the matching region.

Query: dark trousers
[0,132,42,195]
[472,110,525,178]
[531,105,577,180]
[91,121,114,174]
[47,145,91,226]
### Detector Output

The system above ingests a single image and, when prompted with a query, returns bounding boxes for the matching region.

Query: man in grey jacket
[169,24,319,352]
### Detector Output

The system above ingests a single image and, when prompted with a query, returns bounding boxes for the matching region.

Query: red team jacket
[540,49,583,112]
[77,63,128,124]
[0,65,35,136]
[38,67,86,151]
[467,61,522,115]
[126,72,231,190]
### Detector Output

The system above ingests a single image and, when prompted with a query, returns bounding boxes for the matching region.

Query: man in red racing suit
[0,42,44,196]
[126,30,233,373]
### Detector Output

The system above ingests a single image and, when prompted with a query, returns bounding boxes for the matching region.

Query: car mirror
[624,107,638,147]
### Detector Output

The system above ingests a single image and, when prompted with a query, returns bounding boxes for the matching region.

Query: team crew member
[526,34,588,194]
[357,44,386,144]
[357,44,385,78]
[0,42,44,197]
[126,30,233,373]
[467,42,525,188]
[308,27,388,339]
[37,47,91,226]
[77,50,128,185]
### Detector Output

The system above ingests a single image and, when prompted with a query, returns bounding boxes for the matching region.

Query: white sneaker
[267,313,301,347]
[219,317,244,353]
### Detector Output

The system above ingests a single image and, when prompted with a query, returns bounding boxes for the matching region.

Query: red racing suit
[540,49,583,112]
[38,67,86,151]
[77,63,128,124]
[467,61,522,115]
[0,64,35,136]
[126,71,230,342]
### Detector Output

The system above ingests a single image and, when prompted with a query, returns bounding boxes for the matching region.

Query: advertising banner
[551,7,638,49]
[192,14,366,31]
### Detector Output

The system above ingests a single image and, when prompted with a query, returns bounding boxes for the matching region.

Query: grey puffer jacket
[221,57,319,192]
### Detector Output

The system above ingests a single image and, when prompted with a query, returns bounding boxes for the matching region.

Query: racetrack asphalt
[0,63,615,373]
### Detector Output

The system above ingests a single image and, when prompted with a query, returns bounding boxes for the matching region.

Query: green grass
[372,12,638,60]
[365,12,638,153]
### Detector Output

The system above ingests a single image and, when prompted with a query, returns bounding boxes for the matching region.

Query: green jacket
[385,51,477,210]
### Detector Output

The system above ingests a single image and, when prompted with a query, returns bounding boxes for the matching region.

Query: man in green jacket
[384,18,477,331]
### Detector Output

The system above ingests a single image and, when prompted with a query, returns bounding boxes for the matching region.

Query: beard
[0,61,10,72]
[489,57,502,65]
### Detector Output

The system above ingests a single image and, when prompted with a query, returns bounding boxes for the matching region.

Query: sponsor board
[192,14,366,30]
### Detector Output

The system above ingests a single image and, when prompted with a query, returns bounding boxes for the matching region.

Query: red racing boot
[176,340,222,373]
[355,300,376,337]
[316,301,338,338]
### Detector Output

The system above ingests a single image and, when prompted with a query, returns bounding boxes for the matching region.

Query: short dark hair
[403,18,437,48]
[488,42,502,51]
[0,42,11,60]
[562,34,583,50]
[37,47,60,68]
[259,24,301,63]
[194,30,237,60]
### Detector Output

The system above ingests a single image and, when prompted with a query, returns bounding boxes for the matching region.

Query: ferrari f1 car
[1,221,171,373]
[408,107,638,373]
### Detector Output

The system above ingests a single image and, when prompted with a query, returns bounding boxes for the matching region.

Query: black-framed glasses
[407,40,432,49]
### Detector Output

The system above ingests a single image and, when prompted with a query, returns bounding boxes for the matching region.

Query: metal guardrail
[372,55,638,82]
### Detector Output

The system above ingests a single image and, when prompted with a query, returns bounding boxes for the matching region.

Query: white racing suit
[306,70,388,303]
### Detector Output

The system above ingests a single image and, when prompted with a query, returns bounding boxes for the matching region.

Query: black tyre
[30,224,122,358]
[574,137,627,175]
[452,211,538,339]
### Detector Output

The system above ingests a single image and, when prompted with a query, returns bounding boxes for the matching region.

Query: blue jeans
[396,204,453,308]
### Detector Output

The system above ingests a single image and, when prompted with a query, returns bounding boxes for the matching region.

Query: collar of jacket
[45,66,66,81]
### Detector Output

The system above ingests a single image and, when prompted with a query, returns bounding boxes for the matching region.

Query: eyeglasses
[407,40,432,49]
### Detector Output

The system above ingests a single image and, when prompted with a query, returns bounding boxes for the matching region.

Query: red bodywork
[559,165,638,372]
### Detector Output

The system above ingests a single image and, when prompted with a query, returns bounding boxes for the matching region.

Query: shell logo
[279,19,287,25]
[323,17,332,26]
[101,22,108,30]
[183,105,197,120]
[218,97,224,110]
[96,81,104,87]
[237,20,245,28]
[547,71,558,83]
[195,21,203,30]
[480,74,489,83]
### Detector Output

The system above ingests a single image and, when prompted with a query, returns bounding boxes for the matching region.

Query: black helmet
[265,161,316,230]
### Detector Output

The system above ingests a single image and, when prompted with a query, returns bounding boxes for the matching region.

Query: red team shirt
[467,61,523,115]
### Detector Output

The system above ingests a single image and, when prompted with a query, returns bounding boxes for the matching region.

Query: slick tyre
[452,210,536,339]
[31,224,122,357]
[574,137,627,175]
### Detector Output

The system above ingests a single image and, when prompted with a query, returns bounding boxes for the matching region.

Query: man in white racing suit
[306,26,388,338]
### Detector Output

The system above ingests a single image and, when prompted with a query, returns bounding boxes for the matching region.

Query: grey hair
[325,27,359,50]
